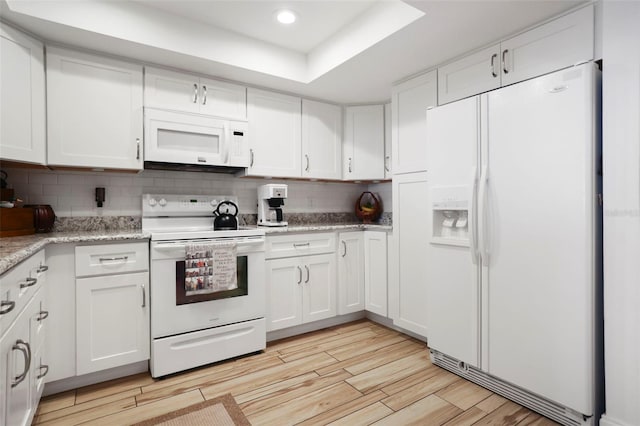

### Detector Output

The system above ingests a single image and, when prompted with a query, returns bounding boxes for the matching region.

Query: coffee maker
[257,184,288,227]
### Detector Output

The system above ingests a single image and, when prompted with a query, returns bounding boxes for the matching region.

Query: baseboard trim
[600,414,637,426]
[266,312,366,342]
[365,311,427,343]
[43,361,149,396]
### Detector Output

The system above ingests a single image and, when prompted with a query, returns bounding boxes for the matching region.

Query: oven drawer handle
[153,239,265,250]
[99,256,129,262]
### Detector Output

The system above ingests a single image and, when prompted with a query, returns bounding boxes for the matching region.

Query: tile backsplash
[4,168,391,217]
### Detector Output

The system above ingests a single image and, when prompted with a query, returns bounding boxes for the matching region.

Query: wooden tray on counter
[0,207,35,237]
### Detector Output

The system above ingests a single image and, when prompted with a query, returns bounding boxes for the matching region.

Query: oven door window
[175,256,248,305]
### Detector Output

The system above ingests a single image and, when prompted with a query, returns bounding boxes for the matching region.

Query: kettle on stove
[213,200,238,231]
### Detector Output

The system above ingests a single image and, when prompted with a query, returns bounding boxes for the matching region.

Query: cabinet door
[389,172,429,338]
[391,70,437,174]
[144,66,199,114]
[266,258,303,331]
[303,254,336,323]
[438,44,501,105]
[29,290,47,408]
[337,233,364,315]
[199,77,247,120]
[384,103,392,179]
[302,99,342,180]
[343,105,384,180]
[47,47,143,170]
[76,272,149,375]
[501,6,593,87]
[0,24,45,165]
[364,231,388,317]
[2,295,37,426]
[247,88,301,177]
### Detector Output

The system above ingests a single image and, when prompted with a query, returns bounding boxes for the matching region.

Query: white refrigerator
[425,63,602,425]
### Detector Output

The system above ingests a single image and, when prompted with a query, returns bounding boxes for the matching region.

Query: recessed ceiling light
[276,10,296,25]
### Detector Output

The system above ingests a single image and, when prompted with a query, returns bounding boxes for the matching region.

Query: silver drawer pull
[20,277,37,289]
[37,364,49,379]
[0,300,16,315]
[99,256,129,262]
[37,310,49,322]
[293,243,310,248]
[37,264,49,273]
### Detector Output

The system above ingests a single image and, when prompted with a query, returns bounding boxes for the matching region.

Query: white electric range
[142,194,266,377]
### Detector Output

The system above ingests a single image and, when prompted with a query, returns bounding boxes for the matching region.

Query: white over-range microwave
[144,108,249,169]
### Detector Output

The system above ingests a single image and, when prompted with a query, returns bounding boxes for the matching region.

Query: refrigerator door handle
[469,166,479,265]
[478,164,489,265]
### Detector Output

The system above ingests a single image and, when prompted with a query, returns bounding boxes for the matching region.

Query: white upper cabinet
[47,47,143,170]
[438,44,501,106]
[144,67,246,120]
[301,99,342,180]
[247,88,302,177]
[500,5,593,86]
[384,103,392,179]
[391,70,438,174]
[438,5,594,104]
[0,24,45,165]
[343,105,384,180]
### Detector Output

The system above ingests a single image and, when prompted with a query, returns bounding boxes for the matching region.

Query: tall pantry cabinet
[389,69,438,338]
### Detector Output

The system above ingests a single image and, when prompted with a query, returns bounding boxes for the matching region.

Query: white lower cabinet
[1,287,47,426]
[74,242,150,375]
[364,231,388,317]
[337,232,365,315]
[266,252,336,332]
[76,272,149,375]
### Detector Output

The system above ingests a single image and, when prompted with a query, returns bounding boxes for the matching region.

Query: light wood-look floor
[34,320,559,425]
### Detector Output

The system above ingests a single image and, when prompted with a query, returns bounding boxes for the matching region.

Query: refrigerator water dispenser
[431,186,470,246]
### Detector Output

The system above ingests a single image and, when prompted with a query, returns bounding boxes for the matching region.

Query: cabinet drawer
[1,250,45,336]
[266,233,336,259]
[75,242,149,277]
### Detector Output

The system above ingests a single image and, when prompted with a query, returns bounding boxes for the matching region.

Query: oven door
[150,237,265,338]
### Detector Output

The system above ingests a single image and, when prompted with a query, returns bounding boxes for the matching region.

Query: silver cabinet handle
[37,364,49,380]
[250,149,254,167]
[297,266,302,284]
[502,49,509,74]
[293,242,310,248]
[341,241,347,257]
[141,284,146,308]
[490,53,498,77]
[11,340,31,388]
[136,138,141,160]
[37,310,49,322]
[0,300,15,315]
[193,83,198,103]
[304,265,310,283]
[37,264,48,273]
[99,256,128,262]
[202,85,207,105]
[348,158,352,173]
[384,156,390,172]
[20,277,37,289]
[305,154,310,172]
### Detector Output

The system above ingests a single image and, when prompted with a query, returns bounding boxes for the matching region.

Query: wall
[601,2,640,426]
[3,167,373,217]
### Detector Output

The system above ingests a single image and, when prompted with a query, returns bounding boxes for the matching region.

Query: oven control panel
[143,194,239,217]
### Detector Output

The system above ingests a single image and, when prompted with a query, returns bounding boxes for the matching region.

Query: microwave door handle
[223,123,230,165]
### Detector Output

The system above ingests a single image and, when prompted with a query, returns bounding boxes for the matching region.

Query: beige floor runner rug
[132,394,251,426]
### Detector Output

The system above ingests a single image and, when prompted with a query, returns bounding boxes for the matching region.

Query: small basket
[355,192,382,223]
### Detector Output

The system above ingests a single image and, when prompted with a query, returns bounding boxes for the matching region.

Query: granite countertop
[0,230,150,275]
[259,223,393,234]
[0,223,392,276]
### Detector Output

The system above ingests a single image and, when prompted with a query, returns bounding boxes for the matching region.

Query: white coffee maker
[257,184,288,227]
